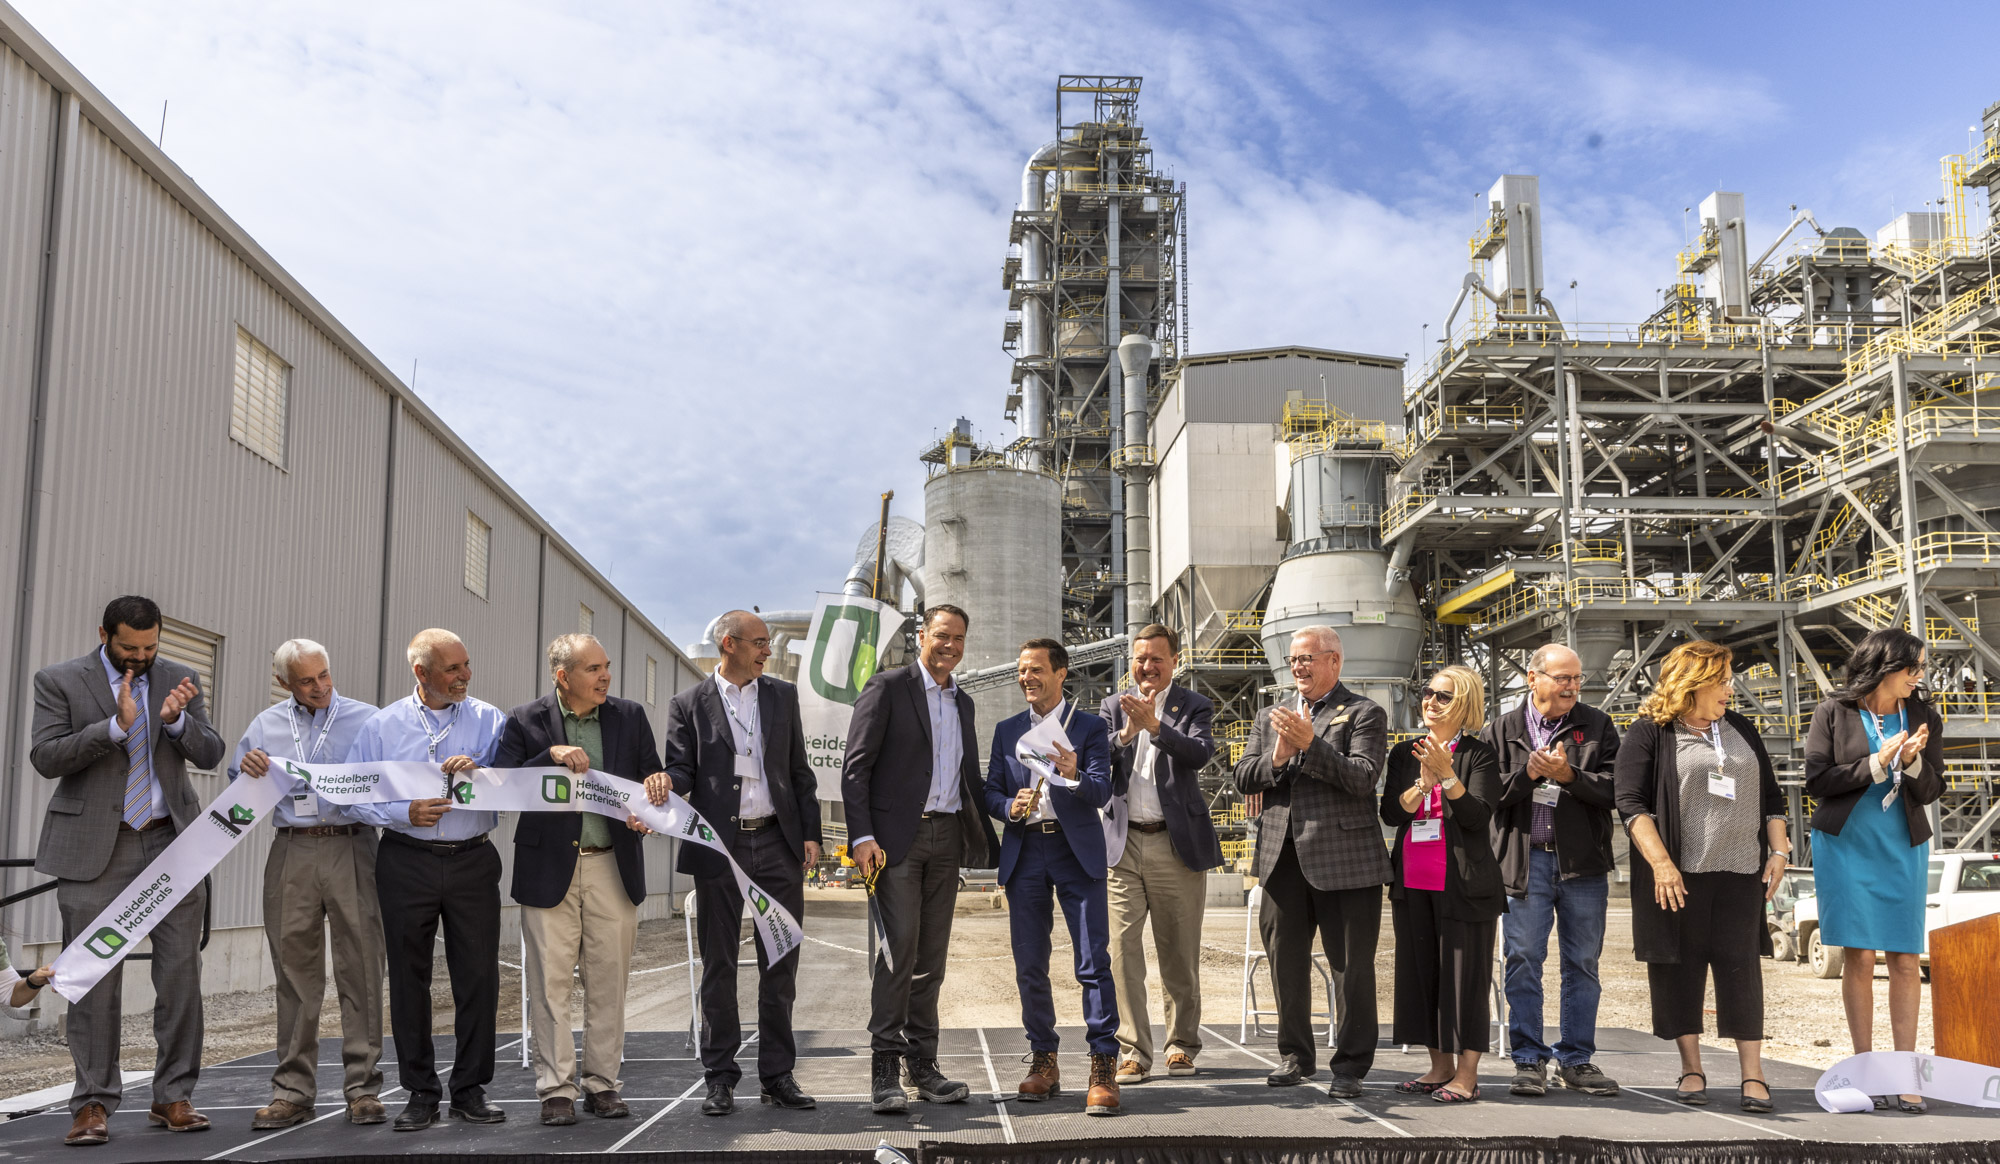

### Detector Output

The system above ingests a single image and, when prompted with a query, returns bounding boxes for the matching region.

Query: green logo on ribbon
[750,887,770,914]
[452,781,476,805]
[542,774,572,804]
[85,927,127,959]
[282,761,312,784]
[229,804,254,826]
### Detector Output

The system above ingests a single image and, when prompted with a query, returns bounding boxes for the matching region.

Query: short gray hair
[548,633,602,679]
[1529,643,1580,673]
[273,638,329,679]
[406,628,465,670]
[714,609,763,646]
[1291,625,1343,655]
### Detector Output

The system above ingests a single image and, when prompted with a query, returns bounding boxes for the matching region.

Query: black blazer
[1803,695,1946,844]
[1614,710,1784,963]
[665,675,823,878]
[1379,734,1506,922]
[1099,683,1223,872]
[497,693,660,909]
[840,663,999,869]
[1483,701,1621,895]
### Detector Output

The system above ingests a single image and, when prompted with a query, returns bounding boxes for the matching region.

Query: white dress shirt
[716,671,776,819]
[1124,687,1171,824]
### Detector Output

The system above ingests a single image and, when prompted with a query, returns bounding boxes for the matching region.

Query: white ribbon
[48,760,801,1002]
[1814,1050,2000,1112]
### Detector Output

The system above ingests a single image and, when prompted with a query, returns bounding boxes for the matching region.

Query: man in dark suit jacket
[497,634,661,1126]
[649,612,820,1116]
[30,595,225,1145]
[1098,624,1219,1084]
[1480,642,1622,1099]
[1233,625,1390,1098]
[841,604,998,1114]
[985,638,1120,1115]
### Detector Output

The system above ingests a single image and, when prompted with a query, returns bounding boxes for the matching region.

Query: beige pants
[1107,825,1208,1070]
[262,830,385,1105]
[521,851,638,1100]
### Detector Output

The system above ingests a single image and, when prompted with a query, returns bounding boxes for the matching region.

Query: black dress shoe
[1266,1056,1315,1087]
[1326,1074,1364,1099]
[702,1079,735,1116]
[759,1073,817,1110]
[392,1097,440,1132]
[449,1093,506,1124]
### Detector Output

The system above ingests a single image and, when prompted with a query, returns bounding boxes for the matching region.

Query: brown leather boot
[1085,1053,1121,1116]
[1017,1051,1060,1101]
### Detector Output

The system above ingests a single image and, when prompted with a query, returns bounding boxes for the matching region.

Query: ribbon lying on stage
[1814,1049,2000,1112]
[48,761,801,1002]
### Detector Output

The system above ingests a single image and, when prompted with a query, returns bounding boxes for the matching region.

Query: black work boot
[905,1057,970,1104]
[871,1050,909,1114]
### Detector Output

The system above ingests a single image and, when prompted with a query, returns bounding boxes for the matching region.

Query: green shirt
[560,695,614,851]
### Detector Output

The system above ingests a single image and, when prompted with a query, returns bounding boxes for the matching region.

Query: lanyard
[1698,720,1727,771]
[1527,710,1565,752]
[414,695,459,762]
[721,681,757,757]
[288,699,339,762]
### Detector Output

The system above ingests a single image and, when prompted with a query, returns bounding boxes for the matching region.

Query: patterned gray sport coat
[1233,682,1391,892]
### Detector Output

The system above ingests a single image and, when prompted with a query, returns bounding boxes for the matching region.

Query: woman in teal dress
[1803,628,1945,1113]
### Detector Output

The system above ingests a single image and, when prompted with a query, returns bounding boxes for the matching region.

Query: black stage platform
[1,1026,1994,1163]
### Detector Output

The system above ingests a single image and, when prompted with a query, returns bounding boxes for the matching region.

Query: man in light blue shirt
[231,639,384,1130]
[344,629,508,1133]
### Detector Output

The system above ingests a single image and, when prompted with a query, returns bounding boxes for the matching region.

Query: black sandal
[1740,1078,1773,1114]
[1675,1072,1708,1105]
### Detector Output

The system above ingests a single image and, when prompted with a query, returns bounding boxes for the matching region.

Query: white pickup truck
[1793,851,2000,978]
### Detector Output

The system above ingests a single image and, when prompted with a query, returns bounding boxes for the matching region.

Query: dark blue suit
[983,700,1118,1055]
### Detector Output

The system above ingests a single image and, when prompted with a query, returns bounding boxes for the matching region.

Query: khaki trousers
[1107,825,1207,1070]
[521,851,638,1100]
[262,829,385,1105]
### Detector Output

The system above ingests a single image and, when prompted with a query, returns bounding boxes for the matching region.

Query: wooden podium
[1930,912,2000,1068]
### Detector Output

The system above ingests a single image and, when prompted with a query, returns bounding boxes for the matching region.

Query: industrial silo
[1260,437,1423,727]
[922,457,1062,676]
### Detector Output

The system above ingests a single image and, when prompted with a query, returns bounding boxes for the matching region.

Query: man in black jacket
[650,611,822,1116]
[1480,643,1621,1099]
[841,604,1000,1114]
[497,634,661,1126]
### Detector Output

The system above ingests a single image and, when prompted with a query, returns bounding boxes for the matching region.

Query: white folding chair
[683,887,760,1051]
[1239,884,1338,1047]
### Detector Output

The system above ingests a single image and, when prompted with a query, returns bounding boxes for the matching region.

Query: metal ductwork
[1116,332,1155,625]
[1015,141,1062,471]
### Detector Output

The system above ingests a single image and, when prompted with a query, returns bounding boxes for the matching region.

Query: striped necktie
[123,706,156,828]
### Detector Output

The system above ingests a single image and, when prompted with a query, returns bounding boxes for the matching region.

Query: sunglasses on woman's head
[1418,687,1454,705]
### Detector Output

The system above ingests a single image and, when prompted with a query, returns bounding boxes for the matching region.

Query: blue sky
[16,0,1999,647]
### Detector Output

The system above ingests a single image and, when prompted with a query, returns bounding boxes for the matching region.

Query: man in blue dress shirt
[232,639,384,1129]
[345,628,508,1132]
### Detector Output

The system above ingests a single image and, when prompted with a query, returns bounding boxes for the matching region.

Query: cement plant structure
[939,77,2000,859]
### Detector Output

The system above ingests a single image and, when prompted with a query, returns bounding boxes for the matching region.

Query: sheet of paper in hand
[1016,712,1077,788]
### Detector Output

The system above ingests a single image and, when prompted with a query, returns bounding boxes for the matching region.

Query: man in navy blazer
[1098,623,1219,1084]
[496,634,660,1126]
[649,611,821,1117]
[984,638,1121,1116]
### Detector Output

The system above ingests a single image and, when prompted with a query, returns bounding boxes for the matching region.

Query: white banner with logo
[49,760,801,1002]
[1815,1049,2000,1112]
[796,592,907,799]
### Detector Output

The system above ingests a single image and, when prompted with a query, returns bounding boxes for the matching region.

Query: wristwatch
[24,970,49,990]
[1440,776,1461,790]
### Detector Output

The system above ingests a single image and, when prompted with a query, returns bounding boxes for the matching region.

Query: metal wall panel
[1182,351,1404,425]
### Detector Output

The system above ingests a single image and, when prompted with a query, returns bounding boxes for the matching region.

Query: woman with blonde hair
[1380,664,1504,1103]
[1614,640,1792,1114]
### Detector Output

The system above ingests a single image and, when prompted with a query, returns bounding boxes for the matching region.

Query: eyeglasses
[728,637,771,650]
[1533,670,1583,685]
[1418,687,1455,705]
[1283,652,1338,667]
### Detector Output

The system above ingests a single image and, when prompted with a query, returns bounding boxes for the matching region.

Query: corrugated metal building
[0,7,701,1021]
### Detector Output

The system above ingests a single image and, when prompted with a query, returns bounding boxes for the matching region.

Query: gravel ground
[0,884,1920,1103]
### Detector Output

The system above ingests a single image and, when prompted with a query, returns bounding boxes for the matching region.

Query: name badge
[292,792,320,818]
[734,752,761,781]
[1410,819,1443,843]
[1881,781,1901,810]
[1707,771,1735,800]
[1532,783,1562,807]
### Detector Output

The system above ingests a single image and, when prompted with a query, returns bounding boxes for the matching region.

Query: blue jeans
[1502,848,1607,1068]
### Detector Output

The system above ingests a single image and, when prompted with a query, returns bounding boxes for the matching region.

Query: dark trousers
[1006,829,1118,1054]
[1390,887,1496,1054]
[56,824,205,1115]
[1646,870,1765,1041]
[869,815,962,1058]
[1258,836,1381,1078]
[375,834,501,1103]
[696,825,806,1085]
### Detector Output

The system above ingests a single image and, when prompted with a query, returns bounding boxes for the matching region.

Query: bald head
[1528,643,1583,718]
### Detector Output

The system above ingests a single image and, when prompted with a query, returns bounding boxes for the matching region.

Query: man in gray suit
[1233,625,1389,1099]
[31,595,226,1146]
